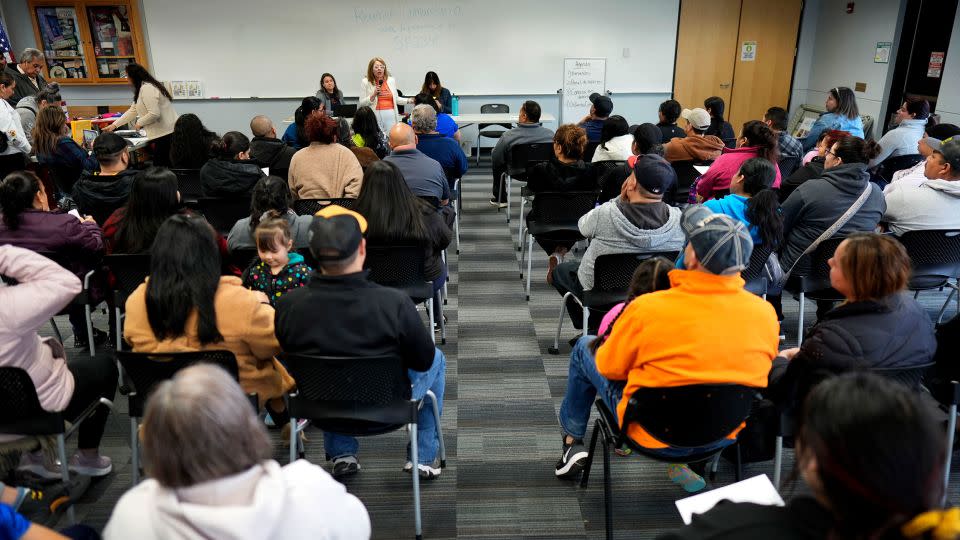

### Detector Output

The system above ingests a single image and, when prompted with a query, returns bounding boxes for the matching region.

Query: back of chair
[896,230,960,288]
[594,161,630,203]
[527,190,599,225]
[778,156,800,178]
[171,168,203,201]
[508,142,553,177]
[875,154,923,184]
[229,247,259,270]
[0,367,63,436]
[624,384,757,448]
[292,198,356,216]
[116,350,241,417]
[583,141,600,162]
[283,353,417,432]
[793,236,845,295]
[48,164,84,197]
[583,252,678,308]
[479,103,510,132]
[364,244,429,289]
[870,362,934,391]
[191,197,252,235]
[670,161,701,206]
[103,253,150,307]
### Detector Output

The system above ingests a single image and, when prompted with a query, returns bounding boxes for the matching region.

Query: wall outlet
[855,82,867,92]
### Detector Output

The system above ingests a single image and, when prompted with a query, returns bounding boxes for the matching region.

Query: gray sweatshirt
[884,179,960,236]
[491,122,554,171]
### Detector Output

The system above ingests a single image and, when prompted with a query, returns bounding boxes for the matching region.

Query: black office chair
[0,367,113,524]
[548,251,678,354]
[188,197,252,235]
[508,142,554,239]
[896,229,960,324]
[784,237,846,345]
[777,156,800,178]
[228,247,259,270]
[594,160,630,204]
[873,153,924,185]
[31,251,102,357]
[171,168,203,202]
[742,243,774,298]
[580,384,757,540]
[669,160,707,207]
[115,350,250,486]
[521,190,599,300]
[365,245,445,344]
[476,103,510,165]
[292,198,357,216]
[47,164,84,200]
[583,141,600,162]
[103,253,151,351]
[283,352,444,540]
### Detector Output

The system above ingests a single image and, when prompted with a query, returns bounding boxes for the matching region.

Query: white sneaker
[403,461,441,480]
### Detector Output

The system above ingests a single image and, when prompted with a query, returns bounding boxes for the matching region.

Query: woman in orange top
[359,57,403,133]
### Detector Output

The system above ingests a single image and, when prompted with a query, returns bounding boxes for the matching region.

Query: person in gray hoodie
[551,154,685,330]
[884,138,960,236]
[490,100,554,205]
[15,84,60,145]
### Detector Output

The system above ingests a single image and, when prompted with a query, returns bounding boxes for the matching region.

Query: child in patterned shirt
[241,211,312,306]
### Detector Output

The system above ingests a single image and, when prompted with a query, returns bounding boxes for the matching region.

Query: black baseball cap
[589,93,613,117]
[632,154,676,195]
[308,205,368,261]
[92,132,129,158]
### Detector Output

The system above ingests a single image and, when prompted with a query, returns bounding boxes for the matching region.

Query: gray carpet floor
[19,162,960,539]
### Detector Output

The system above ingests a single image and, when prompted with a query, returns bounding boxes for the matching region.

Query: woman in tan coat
[103,63,178,167]
[288,113,363,200]
[123,214,294,422]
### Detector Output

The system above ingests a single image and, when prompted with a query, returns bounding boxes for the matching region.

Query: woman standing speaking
[359,57,400,133]
[104,63,178,166]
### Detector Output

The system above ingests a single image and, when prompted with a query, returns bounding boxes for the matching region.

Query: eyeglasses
[825,148,838,159]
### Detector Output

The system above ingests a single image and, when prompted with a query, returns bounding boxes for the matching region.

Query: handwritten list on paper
[562,58,606,124]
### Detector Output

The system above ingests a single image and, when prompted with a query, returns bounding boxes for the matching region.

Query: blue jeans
[558,336,731,459]
[324,348,446,465]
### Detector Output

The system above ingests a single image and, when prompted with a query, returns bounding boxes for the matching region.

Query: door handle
[720,83,731,89]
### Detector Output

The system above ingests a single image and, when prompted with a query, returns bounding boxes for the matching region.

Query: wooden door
[727,0,803,131]
[673,0,742,114]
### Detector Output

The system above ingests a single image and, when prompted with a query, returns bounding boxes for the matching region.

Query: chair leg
[944,402,957,507]
[289,417,298,464]
[505,173,511,224]
[436,291,446,345]
[454,207,461,255]
[85,304,95,357]
[426,390,446,467]
[582,306,589,336]
[517,198,526,251]
[441,250,448,305]
[49,318,63,344]
[580,419,601,488]
[115,307,124,351]
[797,292,805,347]
[410,423,423,540]
[525,234,533,301]
[937,287,958,325]
[773,435,783,489]
[550,293,572,355]
[427,301,436,345]
[56,434,75,524]
[735,443,743,482]
[130,417,139,486]
[602,436,613,540]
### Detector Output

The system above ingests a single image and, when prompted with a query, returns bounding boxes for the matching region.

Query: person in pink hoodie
[694,120,782,202]
[0,245,117,479]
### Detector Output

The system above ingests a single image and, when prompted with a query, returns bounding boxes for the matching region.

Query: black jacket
[200,158,265,197]
[274,271,435,374]
[71,169,138,225]
[657,497,832,540]
[4,65,47,107]
[657,122,686,144]
[778,157,825,203]
[768,294,936,410]
[526,157,596,194]
[248,136,296,173]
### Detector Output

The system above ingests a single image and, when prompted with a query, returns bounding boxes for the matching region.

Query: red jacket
[695,146,782,201]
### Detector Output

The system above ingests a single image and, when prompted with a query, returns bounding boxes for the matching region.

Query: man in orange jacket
[554,206,780,492]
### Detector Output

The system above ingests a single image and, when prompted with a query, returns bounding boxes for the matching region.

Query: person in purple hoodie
[0,171,107,349]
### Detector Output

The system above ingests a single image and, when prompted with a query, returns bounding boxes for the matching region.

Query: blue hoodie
[802,112,865,151]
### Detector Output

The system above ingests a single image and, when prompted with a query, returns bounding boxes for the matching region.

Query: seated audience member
[421,71,453,114]
[551,154,684,327]
[72,132,137,224]
[241,211,312,308]
[281,96,321,151]
[124,214,295,428]
[168,113,217,169]
[383,123,451,204]
[869,97,930,168]
[884,138,960,235]
[628,123,666,167]
[703,96,736,148]
[248,115,296,175]
[657,99,686,143]
[412,93,460,140]
[351,105,389,158]
[591,115,633,162]
[16,83,60,145]
[274,205,447,480]
[768,233,935,413]
[0,171,106,348]
[489,100,554,206]
[578,93,613,143]
[0,245,117,479]
[695,120,781,202]
[336,117,379,171]
[316,72,343,113]
[200,131,265,198]
[288,113,363,200]
[780,129,850,202]
[103,167,181,254]
[103,364,370,540]
[658,373,956,540]
[885,123,960,193]
[228,176,313,251]
[663,108,724,163]
[591,257,673,345]
[764,106,803,176]
[554,206,779,493]
[32,106,98,199]
[355,161,452,313]
[412,104,468,187]
[525,124,596,272]
[802,86,864,151]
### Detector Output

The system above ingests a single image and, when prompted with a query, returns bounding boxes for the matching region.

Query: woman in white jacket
[359,57,406,133]
[0,72,31,178]
[103,63,178,166]
[104,363,371,540]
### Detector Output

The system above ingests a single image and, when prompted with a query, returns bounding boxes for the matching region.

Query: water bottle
[451,94,460,116]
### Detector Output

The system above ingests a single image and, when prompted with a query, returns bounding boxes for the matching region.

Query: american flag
[0,17,12,63]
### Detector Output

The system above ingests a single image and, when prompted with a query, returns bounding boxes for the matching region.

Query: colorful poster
[874,42,892,64]
[740,41,757,62]
[928,52,945,78]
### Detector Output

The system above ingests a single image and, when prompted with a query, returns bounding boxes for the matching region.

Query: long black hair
[169,113,217,169]
[739,158,782,247]
[113,167,181,254]
[832,136,882,165]
[319,73,340,99]
[145,214,223,345]
[599,115,629,151]
[352,106,383,147]
[248,176,291,231]
[214,131,250,160]
[704,96,727,136]
[741,120,780,163]
[354,161,429,243]
[0,171,41,230]
[126,63,173,103]
[294,96,322,147]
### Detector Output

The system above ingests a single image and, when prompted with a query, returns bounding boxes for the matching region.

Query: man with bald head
[248,114,296,179]
[384,123,450,205]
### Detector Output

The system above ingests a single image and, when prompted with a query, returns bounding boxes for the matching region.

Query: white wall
[789,0,820,119]
[937,13,960,126]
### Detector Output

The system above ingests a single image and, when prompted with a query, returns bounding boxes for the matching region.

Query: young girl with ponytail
[706,157,783,248]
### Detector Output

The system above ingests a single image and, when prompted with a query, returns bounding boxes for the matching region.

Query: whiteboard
[140,0,679,99]
[562,58,606,124]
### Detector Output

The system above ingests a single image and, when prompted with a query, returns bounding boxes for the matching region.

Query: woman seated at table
[315,72,343,114]
[123,213,295,426]
[32,106,99,200]
[420,71,453,114]
[200,131,265,198]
